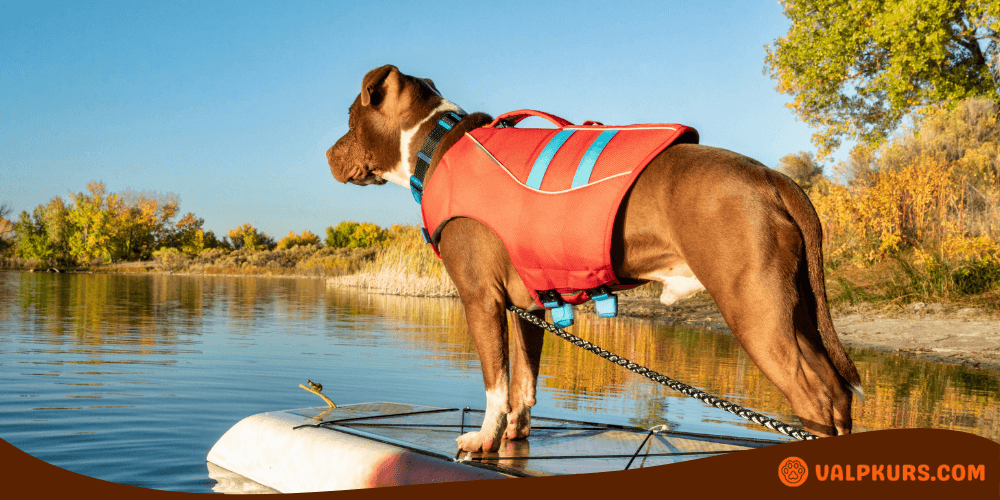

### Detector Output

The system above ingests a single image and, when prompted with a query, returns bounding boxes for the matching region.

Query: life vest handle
[490,109,574,128]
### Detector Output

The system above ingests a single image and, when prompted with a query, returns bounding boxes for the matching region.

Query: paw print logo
[779,457,808,487]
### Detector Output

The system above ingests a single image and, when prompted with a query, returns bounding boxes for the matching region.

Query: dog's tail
[773,174,864,403]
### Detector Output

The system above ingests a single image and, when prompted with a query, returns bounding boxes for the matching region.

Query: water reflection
[323,283,1000,441]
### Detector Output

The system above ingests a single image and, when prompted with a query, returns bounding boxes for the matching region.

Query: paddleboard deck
[207,401,784,493]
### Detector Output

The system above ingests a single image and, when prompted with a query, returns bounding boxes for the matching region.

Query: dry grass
[327,225,457,296]
[0,256,46,270]
[328,264,457,297]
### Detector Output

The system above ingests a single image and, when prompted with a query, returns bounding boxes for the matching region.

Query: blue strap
[526,130,575,190]
[572,130,618,188]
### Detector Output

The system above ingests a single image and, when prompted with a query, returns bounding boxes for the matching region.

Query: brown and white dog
[327,65,863,451]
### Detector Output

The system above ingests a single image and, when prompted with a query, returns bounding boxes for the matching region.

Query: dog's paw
[456,430,502,452]
[505,407,531,440]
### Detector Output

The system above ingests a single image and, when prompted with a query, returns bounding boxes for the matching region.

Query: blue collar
[409,111,464,204]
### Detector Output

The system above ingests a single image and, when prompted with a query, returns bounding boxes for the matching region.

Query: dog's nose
[327,142,350,183]
[327,129,360,182]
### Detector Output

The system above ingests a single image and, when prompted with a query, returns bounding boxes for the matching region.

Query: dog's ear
[422,78,439,94]
[361,65,398,107]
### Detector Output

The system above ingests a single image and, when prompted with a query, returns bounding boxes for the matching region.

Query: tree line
[0,182,392,267]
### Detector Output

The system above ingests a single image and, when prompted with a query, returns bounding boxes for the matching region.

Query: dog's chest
[422,115,696,309]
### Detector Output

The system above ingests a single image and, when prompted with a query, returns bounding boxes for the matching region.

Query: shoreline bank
[578,294,1000,371]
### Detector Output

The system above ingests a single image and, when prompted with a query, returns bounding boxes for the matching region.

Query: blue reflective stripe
[438,118,453,130]
[526,130,575,189]
[572,130,618,188]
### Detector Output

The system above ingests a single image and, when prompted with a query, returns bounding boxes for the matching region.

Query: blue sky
[1,1,846,240]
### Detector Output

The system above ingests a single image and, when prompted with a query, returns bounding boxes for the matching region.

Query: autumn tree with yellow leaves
[277,230,321,250]
[227,223,276,251]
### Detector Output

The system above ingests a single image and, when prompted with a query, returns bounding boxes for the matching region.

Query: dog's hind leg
[789,284,855,435]
[687,224,853,436]
[506,308,545,440]
[626,148,856,436]
[726,287,853,437]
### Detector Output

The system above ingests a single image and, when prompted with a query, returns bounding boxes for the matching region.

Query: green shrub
[952,259,1000,295]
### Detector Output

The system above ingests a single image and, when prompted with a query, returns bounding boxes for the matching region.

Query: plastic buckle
[551,303,575,328]
[537,290,574,328]
[588,286,618,318]
[409,176,423,204]
[593,294,618,318]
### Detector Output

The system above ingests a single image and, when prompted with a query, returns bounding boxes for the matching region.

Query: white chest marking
[381,99,466,189]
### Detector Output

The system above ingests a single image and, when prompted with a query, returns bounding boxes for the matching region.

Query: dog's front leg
[456,298,511,452]
[439,219,516,452]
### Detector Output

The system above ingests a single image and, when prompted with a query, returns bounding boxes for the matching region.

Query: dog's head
[326,65,446,186]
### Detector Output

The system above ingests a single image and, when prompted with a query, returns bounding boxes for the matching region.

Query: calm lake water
[1,270,998,492]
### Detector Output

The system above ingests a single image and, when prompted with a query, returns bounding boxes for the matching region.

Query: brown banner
[2,429,997,498]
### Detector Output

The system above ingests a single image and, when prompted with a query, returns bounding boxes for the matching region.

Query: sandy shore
[578,294,1000,370]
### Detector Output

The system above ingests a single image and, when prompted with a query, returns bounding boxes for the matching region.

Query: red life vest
[421,109,698,313]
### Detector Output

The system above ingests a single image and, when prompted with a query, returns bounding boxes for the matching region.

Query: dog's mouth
[349,172,389,186]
